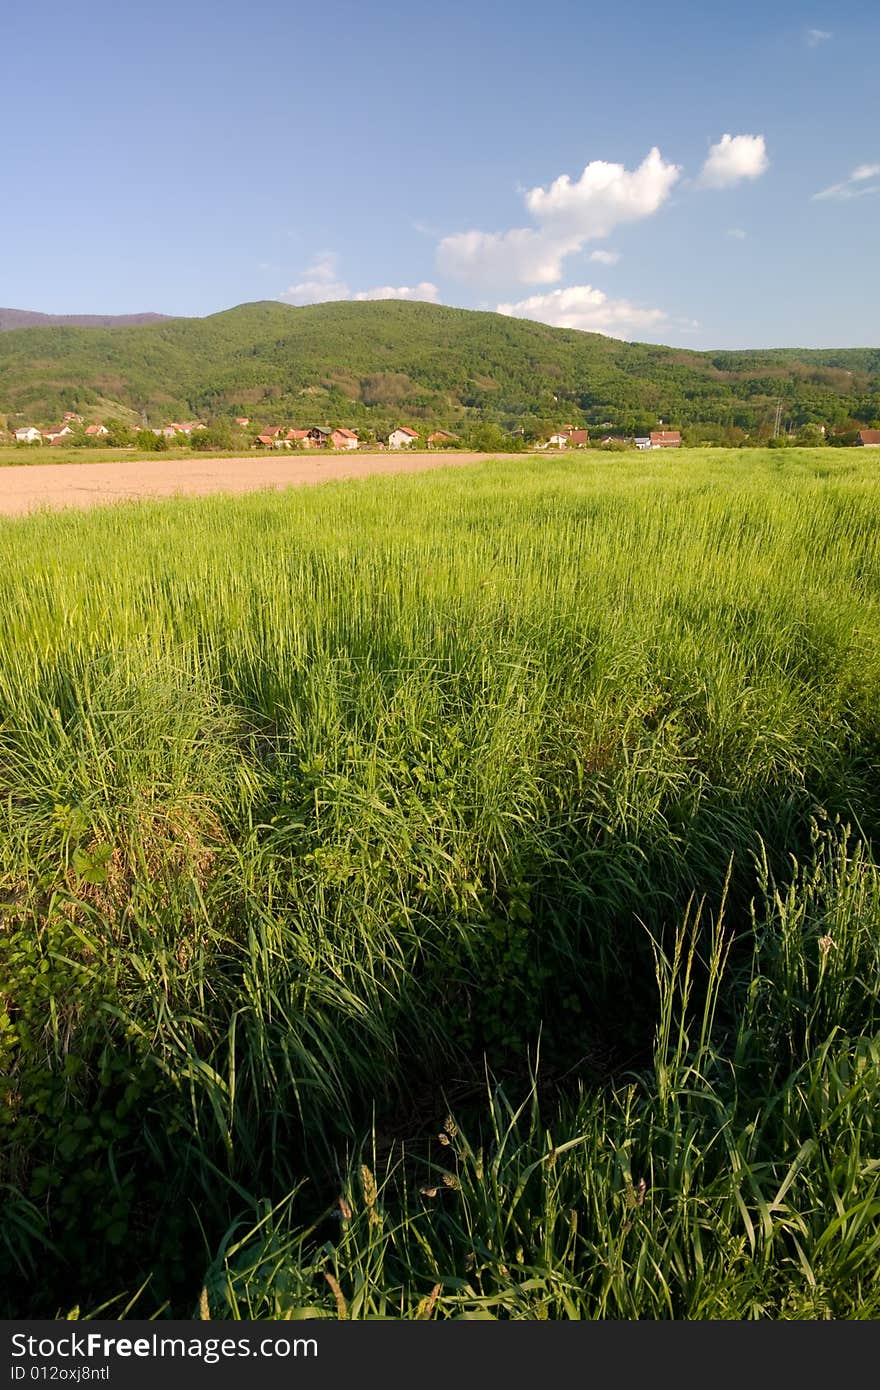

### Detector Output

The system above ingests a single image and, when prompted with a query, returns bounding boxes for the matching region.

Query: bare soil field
[0,451,518,517]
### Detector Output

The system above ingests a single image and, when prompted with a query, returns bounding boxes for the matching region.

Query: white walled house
[388,427,418,448]
[15,426,43,443]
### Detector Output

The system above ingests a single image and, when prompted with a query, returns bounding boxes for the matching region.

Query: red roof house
[857,429,880,447]
[650,430,681,448]
[388,426,419,448]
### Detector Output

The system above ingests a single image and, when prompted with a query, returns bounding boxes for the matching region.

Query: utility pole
[772,399,783,439]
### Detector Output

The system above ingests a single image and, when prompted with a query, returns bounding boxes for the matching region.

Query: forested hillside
[1,298,878,436]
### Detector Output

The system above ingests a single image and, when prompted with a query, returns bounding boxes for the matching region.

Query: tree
[135,429,168,452]
[105,422,134,448]
[465,423,526,453]
[795,424,825,447]
[190,419,236,452]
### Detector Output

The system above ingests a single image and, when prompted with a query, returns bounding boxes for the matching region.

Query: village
[10,412,880,452]
[10,412,689,451]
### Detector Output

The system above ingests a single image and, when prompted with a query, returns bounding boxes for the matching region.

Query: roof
[256,433,279,444]
[332,428,358,439]
[393,426,418,437]
[858,429,880,445]
[286,429,309,439]
[650,430,681,443]
[84,423,106,434]
[428,430,458,441]
[565,429,589,445]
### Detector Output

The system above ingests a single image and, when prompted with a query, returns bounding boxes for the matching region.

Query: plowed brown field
[0,451,520,517]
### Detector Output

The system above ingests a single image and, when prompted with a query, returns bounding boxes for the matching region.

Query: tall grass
[1,448,878,1316]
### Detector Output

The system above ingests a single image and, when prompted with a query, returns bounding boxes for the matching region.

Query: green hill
[1,298,878,435]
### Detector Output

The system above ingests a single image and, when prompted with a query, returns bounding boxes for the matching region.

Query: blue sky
[3,0,878,348]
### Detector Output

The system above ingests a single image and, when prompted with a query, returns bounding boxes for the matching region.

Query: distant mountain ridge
[0,308,170,332]
[0,299,877,435]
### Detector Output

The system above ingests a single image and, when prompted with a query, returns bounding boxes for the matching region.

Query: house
[388,427,418,448]
[307,426,332,447]
[62,412,84,423]
[285,429,311,446]
[635,437,652,450]
[256,432,284,447]
[547,433,569,448]
[650,430,681,448]
[857,429,880,447]
[427,430,458,446]
[564,429,590,447]
[159,420,205,437]
[330,428,359,450]
[14,426,42,443]
[235,417,250,427]
[85,423,109,437]
[42,424,73,443]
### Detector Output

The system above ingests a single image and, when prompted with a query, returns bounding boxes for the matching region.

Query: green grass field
[1,447,879,1319]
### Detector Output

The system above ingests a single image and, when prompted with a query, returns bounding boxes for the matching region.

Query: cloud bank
[352,282,439,301]
[497,284,667,337]
[281,254,439,304]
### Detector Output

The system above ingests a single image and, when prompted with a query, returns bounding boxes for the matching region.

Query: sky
[2,0,878,349]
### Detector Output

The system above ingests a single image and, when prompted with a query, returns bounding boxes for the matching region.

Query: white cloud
[352,282,439,301]
[437,147,680,286]
[590,249,621,265]
[524,147,680,234]
[281,255,439,305]
[497,284,667,338]
[727,227,747,239]
[812,163,880,200]
[280,253,349,304]
[436,227,581,286]
[806,28,832,46]
[698,134,769,188]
